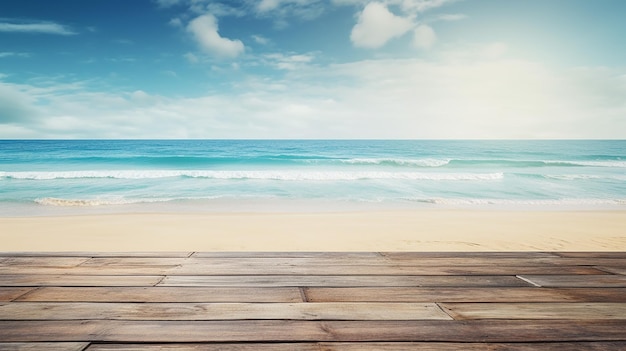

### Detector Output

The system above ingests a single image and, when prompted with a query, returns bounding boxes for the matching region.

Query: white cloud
[184,52,199,63]
[481,42,508,59]
[350,2,413,48]
[186,14,244,59]
[258,0,281,12]
[254,0,325,24]
[0,52,30,58]
[400,0,456,13]
[0,82,40,124]
[264,53,315,70]
[169,17,183,27]
[2,44,625,139]
[206,2,247,16]
[436,13,467,21]
[0,21,76,35]
[413,24,436,49]
[252,35,270,45]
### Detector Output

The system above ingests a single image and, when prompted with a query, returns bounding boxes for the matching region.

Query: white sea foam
[544,160,626,168]
[543,174,626,181]
[34,197,178,207]
[412,198,626,206]
[341,158,450,167]
[2,170,503,181]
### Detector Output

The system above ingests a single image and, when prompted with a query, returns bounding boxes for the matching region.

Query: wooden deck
[1,252,625,350]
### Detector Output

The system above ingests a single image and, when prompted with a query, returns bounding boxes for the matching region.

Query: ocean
[0,140,625,215]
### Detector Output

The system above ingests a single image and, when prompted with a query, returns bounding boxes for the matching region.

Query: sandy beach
[1,210,625,251]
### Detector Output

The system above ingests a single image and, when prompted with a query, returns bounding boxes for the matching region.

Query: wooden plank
[17,287,303,302]
[0,275,163,287]
[192,252,383,258]
[382,257,566,266]
[304,287,576,302]
[558,288,626,302]
[0,252,193,258]
[382,255,626,267]
[304,287,626,303]
[0,288,33,301]
[323,342,626,350]
[184,258,391,268]
[440,302,626,320]
[0,343,89,351]
[307,287,626,303]
[0,266,178,275]
[160,275,529,287]
[518,275,626,287]
[382,253,575,259]
[555,258,626,267]
[1,261,604,276]
[0,257,90,267]
[79,257,188,267]
[86,344,320,351]
[0,302,452,321]
[556,252,626,258]
[171,264,605,276]
[597,266,626,275]
[1,320,625,342]
[83,342,626,351]
[184,257,568,267]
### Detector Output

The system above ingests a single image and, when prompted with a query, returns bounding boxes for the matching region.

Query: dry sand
[1,210,625,251]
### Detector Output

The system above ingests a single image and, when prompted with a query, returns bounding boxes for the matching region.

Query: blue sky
[1,0,625,138]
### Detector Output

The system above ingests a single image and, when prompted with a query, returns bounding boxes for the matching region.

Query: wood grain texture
[597,266,626,275]
[16,287,303,302]
[1,252,625,349]
[556,252,626,258]
[2,320,625,342]
[0,302,451,321]
[440,302,626,320]
[304,287,584,302]
[160,275,529,287]
[0,275,163,287]
[0,257,90,267]
[518,275,626,287]
[171,264,605,276]
[83,342,626,351]
[0,252,193,258]
[192,252,383,258]
[0,288,33,302]
[0,343,89,351]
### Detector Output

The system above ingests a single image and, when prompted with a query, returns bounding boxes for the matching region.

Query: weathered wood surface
[440,302,626,320]
[0,274,164,287]
[2,320,626,342]
[304,287,626,302]
[160,275,528,287]
[1,251,625,350]
[0,302,452,321]
[598,266,626,275]
[0,342,89,351]
[518,274,626,287]
[82,342,626,351]
[0,288,33,302]
[16,287,303,302]
[0,264,606,276]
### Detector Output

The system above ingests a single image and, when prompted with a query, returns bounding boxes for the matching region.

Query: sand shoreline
[1,210,625,251]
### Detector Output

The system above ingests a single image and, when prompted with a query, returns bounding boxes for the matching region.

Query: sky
[0,0,625,139]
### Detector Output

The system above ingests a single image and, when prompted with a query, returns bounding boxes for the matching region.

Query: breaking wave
[1,170,504,181]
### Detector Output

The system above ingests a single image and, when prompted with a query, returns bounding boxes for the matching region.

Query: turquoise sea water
[0,140,625,215]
